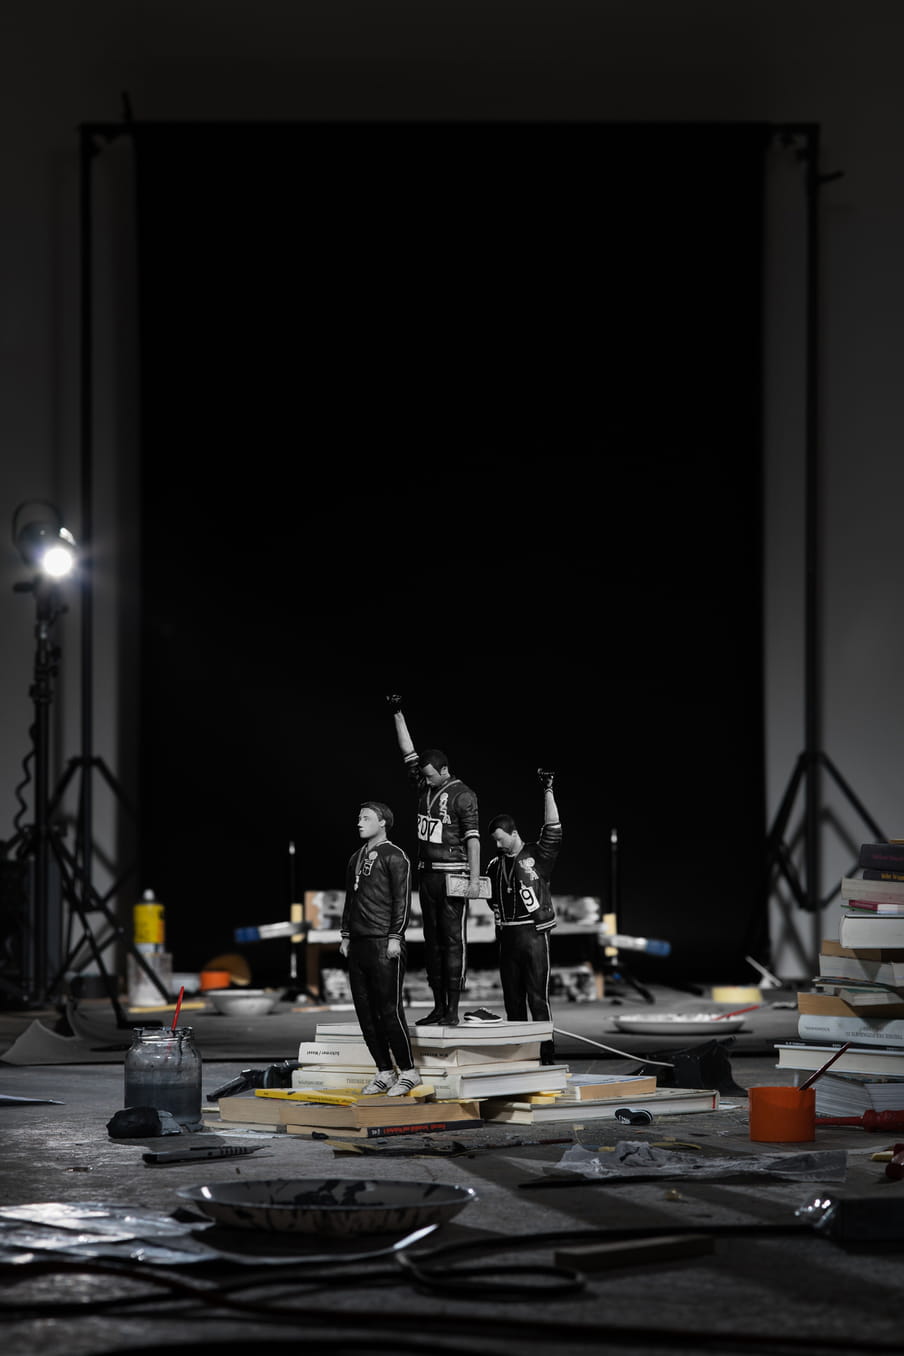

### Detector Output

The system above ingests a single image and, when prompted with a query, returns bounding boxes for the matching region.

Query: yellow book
[254,1088,359,1106]
[254,1085,432,1106]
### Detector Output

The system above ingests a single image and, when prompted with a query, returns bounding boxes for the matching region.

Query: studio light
[12,501,78,580]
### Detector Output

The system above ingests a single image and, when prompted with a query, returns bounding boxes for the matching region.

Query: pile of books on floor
[206,1013,721,1137]
[777,839,904,1117]
[277,1014,720,1130]
[207,1016,567,1139]
[296,1016,571,1101]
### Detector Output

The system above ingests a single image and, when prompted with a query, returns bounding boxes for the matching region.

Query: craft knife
[142,1144,268,1165]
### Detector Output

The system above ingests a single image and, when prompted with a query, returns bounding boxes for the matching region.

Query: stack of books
[210,1087,486,1139]
[294,1018,572,1101]
[480,1083,720,1125]
[778,840,904,1116]
[290,1019,721,1125]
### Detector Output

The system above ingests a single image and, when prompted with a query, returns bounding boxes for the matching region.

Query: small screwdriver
[816,1110,904,1132]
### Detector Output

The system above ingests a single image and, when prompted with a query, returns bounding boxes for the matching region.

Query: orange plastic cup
[748,1085,816,1142]
[200,970,232,992]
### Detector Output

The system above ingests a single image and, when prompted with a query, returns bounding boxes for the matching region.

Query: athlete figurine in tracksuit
[485,769,562,1064]
[387,695,482,1027]
[339,801,420,1095]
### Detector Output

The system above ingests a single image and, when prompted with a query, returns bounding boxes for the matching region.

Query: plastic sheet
[552,1141,848,1181]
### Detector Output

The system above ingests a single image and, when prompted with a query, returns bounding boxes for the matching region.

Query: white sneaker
[361,1070,397,1095]
[386,1070,421,1097]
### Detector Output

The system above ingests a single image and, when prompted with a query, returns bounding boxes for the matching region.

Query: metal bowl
[206,988,282,1017]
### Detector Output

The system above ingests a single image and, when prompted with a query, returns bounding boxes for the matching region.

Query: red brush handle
[816,1110,904,1131]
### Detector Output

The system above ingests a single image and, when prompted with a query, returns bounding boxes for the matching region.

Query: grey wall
[2,0,902,983]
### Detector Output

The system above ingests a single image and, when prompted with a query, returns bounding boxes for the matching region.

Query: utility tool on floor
[817,1110,904,1132]
[143,1144,268,1165]
[208,1059,302,1100]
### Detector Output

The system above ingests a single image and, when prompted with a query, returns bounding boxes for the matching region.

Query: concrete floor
[1,987,903,1356]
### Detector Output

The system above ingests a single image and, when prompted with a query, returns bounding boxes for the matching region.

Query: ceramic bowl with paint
[178,1177,477,1234]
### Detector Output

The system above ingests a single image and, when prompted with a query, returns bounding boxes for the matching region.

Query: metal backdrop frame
[66,116,870,1008]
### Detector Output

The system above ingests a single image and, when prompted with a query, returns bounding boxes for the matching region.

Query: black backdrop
[133,121,767,986]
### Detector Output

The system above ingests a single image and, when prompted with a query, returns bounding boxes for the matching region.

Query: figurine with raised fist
[485,770,563,1064]
[386,692,481,1027]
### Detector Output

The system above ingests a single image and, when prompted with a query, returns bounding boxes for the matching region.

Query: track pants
[418,869,468,994]
[347,936,414,1071]
[499,925,556,1063]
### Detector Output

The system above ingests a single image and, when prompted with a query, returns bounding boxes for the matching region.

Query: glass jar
[123,1025,202,1129]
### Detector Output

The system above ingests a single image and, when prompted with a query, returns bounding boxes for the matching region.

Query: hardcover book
[840,875,904,905]
[316,1019,554,1044]
[481,1086,719,1124]
[561,1074,658,1101]
[202,1116,286,1133]
[409,1042,544,1066]
[796,1010,904,1046]
[839,912,904,951]
[286,1117,485,1139]
[800,987,904,1018]
[298,1041,382,1065]
[308,1023,547,1064]
[412,1019,554,1043]
[858,842,904,873]
[812,1071,904,1118]
[843,900,904,915]
[290,1058,545,1092]
[218,1094,482,1128]
[818,941,904,987]
[775,1042,904,1076]
[422,1065,570,1099]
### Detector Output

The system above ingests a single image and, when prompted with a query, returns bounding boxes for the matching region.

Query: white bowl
[613,1012,745,1035]
[177,1177,477,1235]
[206,988,282,1017]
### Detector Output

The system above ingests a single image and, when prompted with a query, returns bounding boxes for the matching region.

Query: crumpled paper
[553,1140,848,1182]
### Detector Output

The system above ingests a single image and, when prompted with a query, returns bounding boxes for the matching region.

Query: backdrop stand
[765,124,881,943]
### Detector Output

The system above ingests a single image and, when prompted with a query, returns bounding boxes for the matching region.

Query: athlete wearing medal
[387,694,481,1027]
[485,768,562,1064]
[339,801,420,1095]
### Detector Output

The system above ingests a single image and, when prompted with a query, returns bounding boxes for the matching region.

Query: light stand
[7,573,63,1005]
[4,504,169,1023]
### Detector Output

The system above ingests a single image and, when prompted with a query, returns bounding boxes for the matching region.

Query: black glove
[386,693,403,712]
[537,767,555,790]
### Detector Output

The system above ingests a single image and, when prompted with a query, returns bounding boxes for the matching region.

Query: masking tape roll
[711,985,762,1004]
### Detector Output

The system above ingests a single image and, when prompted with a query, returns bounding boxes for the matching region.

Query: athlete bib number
[417,814,444,845]
[520,885,540,912]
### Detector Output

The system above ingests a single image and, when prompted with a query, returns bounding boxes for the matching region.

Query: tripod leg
[45,833,164,1027]
[818,751,887,843]
[613,964,655,1005]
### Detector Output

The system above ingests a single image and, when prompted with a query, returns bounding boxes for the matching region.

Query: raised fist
[537,767,555,790]
[385,693,403,712]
